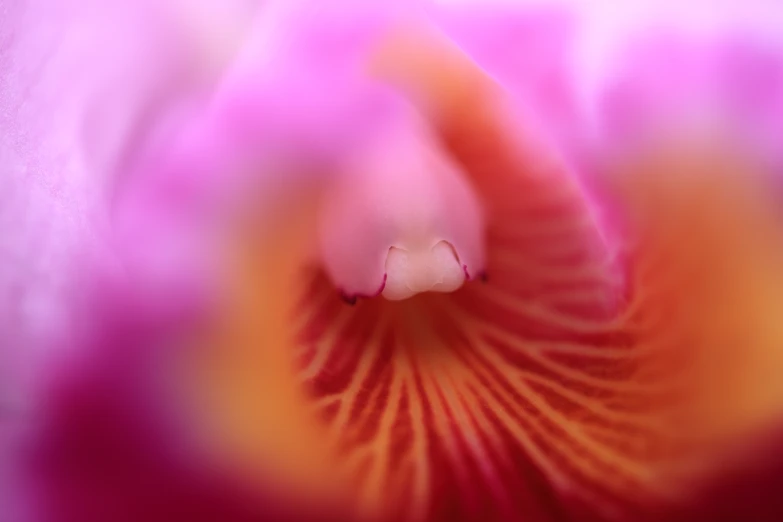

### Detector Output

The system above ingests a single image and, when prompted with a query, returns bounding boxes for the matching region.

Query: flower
[6,1,783,522]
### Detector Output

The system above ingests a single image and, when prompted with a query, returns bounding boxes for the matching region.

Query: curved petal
[0,0,261,386]
[431,4,584,153]
[587,14,783,520]
[1,1,261,520]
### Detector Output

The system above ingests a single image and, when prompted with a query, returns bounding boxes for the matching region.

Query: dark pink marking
[338,273,388,305]
[340,294,357,306]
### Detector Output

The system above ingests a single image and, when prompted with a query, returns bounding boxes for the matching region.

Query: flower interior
[183,26,783,522]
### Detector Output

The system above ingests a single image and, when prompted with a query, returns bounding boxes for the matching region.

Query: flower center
[182,21,783,521]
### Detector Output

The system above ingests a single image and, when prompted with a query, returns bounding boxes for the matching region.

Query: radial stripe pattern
[291,166,688,522]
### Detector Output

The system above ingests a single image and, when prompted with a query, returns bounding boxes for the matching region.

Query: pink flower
[5,1,783,522]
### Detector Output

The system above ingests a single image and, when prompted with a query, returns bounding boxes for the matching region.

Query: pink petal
[1,0,260,519]
[598,31,783,161]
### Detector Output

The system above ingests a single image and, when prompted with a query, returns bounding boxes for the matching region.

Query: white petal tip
[381,241,466,301]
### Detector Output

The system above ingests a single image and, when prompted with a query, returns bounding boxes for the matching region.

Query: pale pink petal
[598,31,783,163]
[1,1,260,519]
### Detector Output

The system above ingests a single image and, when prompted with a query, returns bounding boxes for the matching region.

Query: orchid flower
[5,1,783,522]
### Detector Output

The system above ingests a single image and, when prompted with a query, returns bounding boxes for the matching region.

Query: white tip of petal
[382,241,466,300]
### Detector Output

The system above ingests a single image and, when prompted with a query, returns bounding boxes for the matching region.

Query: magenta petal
[24,321,349,522]
[1,2,260,520]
